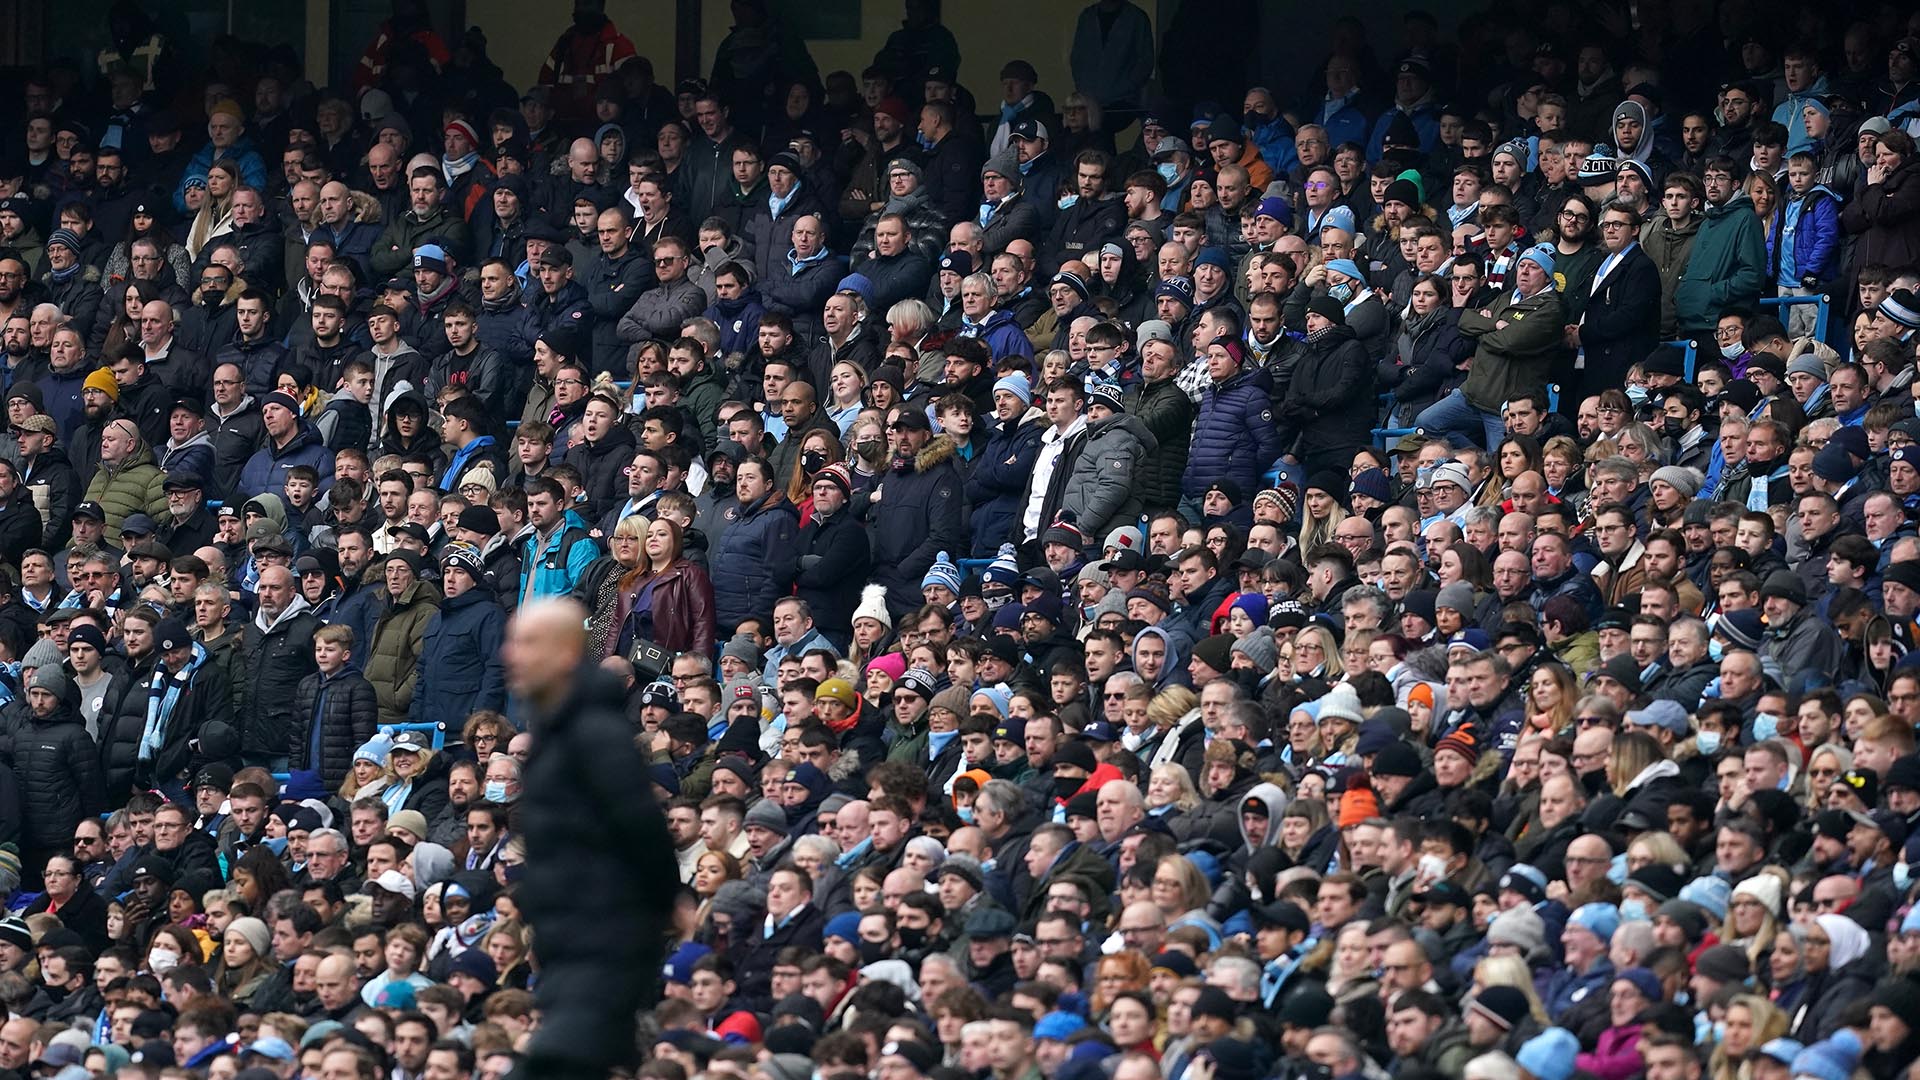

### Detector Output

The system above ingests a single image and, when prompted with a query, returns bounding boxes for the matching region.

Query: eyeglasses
[554,377,586,387]
[1559,211,1590,221]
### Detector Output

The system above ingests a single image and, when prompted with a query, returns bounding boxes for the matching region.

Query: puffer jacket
[1279,324,1376,458]
[1125,376,1194,512]
[856,250,934,311]
[563,423,638,522]
[1769,185,1843,286]
[964,407,1046,556]
[1184,366,1285,499]
[868,435,966,613]
[237,421,335,503]
[1673,192,1768,334]
[82,443,168,545]
[96,662,155,800]
[794,509,872,638]
[240,600,321,758]
[14,699,104,848]
[411,588,507,729]
[615,276,707,348]
[365,580,443,727]
[712,495,801,630]
[43,266,103,343]
[1059,413,1158,539]
[1044,194,1127,277]
[977,194,1044,257]
[289,666,377,790]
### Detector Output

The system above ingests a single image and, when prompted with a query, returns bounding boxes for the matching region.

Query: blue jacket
[520,510,599,603]
[712,495,800,630]
[314,219,382,280]
[958,307,1034,363]
[963,407,1045,557]
[1316,92,1371,151]
[706,293,768,359]
[1367,101,1443,162]
[410,587,507,728]
[476,298,539,371]
[1246,115,1299,174]
[236,421,334,502]
[1774,75,1831,155]
[1183,367,1284,499]
[1544,958,1615,1021]
[1771,185,1842,286]
[175,136,269,214]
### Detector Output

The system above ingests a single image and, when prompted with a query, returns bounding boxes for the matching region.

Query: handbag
[628,638,670,681]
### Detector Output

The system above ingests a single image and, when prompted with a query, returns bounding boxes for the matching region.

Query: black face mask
[801,449,827,473]
[1053,774,1083,801]
[857,938,889,964]
[897,926,928,951]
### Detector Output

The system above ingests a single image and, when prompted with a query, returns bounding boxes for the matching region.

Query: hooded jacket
[958,306,1035,362]
[82,441,168,545]
[1842,157,1920,272]
[868,435,966,614]
[1059,412,1158,540]
[1638,211,1700,338]
[240,597,321,758]
[15,696,106,847]
[1770,184,1843,286]
[1674,192,1768,333]
[1280,323,1375,456]
[366,579,444,726]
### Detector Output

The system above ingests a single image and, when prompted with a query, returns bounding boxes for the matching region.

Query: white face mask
[147,948,180,973]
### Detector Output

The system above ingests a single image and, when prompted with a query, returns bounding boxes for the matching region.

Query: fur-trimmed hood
[911,433,957,473]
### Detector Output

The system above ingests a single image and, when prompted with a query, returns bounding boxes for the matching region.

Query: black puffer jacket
[867,435,966,615]
[562,423,637,523]
[794,507,873,637]
[239,603,322,759]
[515,667,675,1075]
[289,667,378,789]
[15,698,105,848]
[98,660,156,800]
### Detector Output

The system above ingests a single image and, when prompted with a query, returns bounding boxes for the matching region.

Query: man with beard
[0,257,28,333]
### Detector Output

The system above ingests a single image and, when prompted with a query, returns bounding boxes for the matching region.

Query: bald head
[506,599,589,706]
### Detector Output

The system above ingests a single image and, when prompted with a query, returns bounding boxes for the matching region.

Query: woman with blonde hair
[341,736,394,801]
[1146,763,1200,817]
[1290,625,1344,683]
[1606,729,1677,799]
[1152,854,1222,948]
[827,360,868,435]
[1526,664,1578,735]
[1706,994,1788,1080]
[1472,953,1550,1024]
[1723,872,1785,966]
[1326,921,1378,1004]
[1299,477,1347,554]
[1803,743,1853,815]
[185,160,240,258]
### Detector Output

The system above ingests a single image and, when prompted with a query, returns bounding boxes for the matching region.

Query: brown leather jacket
[611,559,717,658]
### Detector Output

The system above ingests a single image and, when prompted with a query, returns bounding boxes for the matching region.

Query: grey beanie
[819,793,853,816]
[1230,627,1278,675]
[761,1054,815,1080]
[982,148,1022,188]
[20,639,62,671]
[1785,354,1826,380]
[721,634,764,670]
[744,797,789,836]
[1650,465,1703,499]
[28,665,69,699]
[1436,582,1476,614]
[713,879,767,925]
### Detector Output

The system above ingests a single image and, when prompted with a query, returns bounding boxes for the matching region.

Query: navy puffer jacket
[713,495,801,629]
[1182,367,1285,499]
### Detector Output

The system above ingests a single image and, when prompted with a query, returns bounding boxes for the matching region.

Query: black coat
[515,668,676,1074]
[1573,245,1662,405]
[239,608,322,759]
[22,447,77,551]
[14,701,104,848]
[794,508,873,637]
[729,901,826,1009]
[289,667,378,790]
[23,878,108,953]
[133,648,232,791]
[866,435,966,615]
[563,425,638,523]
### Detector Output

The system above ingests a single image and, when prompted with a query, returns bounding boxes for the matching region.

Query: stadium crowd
[8,3,1920,1080]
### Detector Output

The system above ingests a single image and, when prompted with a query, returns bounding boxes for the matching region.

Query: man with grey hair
[1645,617,1716,711]
[1207,954,1262,1003]
[303,827,351,882]
[1342,586,1392,633]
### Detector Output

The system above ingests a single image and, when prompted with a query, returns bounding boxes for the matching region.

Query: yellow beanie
[83,368,119,401]
[208,99,245,125]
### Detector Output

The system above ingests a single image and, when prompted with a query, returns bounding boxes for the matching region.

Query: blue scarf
[138,642,206,762]
[49,262,80,284]
[786,245,829,277]
[768,182,801,220]
[928,728,959,760]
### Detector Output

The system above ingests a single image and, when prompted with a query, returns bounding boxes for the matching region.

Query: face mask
[1121,730,1145,752]
[1156,163,1180,184]
[1708,640,1724,662]
[1619,898,1649,922]
[1058,194,1079,210]
[1696,729,1721,754]
[1625,384,1649,405]
[1328,283,1354,301]
[1721,342,1744,360]
[1054,775,1083,801]
[485,781,511,803]
[857,938,888,964]
[1418,854,1448,880]
[957,806,975,823]
[897,926,928,950]
[800,450,827,473]
[1896,862,1914,891]
[856,438,883,460]
[500,861,524,884]
[1662,417,1685,438]
[147,948,180,973]
[1244,111,1266,129]
[1753,712,1780,741]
